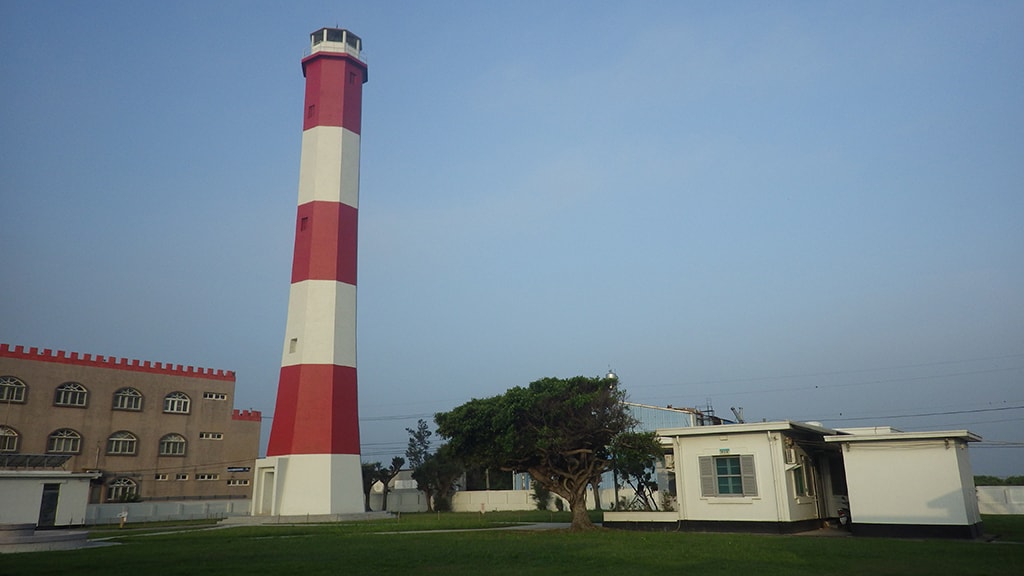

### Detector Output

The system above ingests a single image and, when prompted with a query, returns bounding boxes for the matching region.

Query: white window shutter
[740,454,757,497]
[699,456,715,496]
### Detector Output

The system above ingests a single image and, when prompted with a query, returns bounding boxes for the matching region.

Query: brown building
[0,343,261,503]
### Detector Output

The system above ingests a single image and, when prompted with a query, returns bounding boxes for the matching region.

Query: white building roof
[658,420,839,437]
[823,429,982,443]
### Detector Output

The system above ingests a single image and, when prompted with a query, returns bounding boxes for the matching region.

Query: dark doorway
[38,483,60,528]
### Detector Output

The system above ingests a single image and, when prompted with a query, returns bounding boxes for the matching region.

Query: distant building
[0,344,261,507]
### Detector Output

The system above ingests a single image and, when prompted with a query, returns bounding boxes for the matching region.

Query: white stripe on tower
[261,28,367,516]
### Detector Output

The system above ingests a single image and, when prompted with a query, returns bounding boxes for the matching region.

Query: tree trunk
[423,487,434,512]
[568,495,594,530]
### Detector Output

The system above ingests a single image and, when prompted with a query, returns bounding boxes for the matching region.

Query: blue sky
[2,1,1022,476]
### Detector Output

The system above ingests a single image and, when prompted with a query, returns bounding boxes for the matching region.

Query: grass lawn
[3,513,1021,576]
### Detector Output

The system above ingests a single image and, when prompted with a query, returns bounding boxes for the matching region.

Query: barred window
[113,387,143,411]
[48,428,82,454]
[0,425,19,452]
[107,477,138,502]
[107,431,138,455]
[163,392,191,414]
[159,433,187,456]
[55,382,88,407]
[0,376,26,403]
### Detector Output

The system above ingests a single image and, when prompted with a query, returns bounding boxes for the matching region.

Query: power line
[822,404,1024,423]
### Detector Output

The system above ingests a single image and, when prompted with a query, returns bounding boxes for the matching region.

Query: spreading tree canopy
[435,375,633,530]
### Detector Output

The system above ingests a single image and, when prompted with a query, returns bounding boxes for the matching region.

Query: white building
[0,463,97,527]
[823,427,982,538]
[604,421,983,538]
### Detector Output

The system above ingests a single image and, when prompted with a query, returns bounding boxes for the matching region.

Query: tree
[375,456,405,511]
[531,481,553,511]
[610,431,664,510]
[436,375,633,530]
[405,419,432,469]
[410,443,463,511]
[361,461,382,511]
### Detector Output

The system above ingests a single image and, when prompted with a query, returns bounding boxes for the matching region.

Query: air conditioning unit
[784,448,797,465]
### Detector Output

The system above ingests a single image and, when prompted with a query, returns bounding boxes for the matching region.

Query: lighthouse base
[251,453,364,516]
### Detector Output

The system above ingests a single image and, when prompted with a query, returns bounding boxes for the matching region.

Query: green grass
[3,514,1021,576]
[85,518,220,538]
[982,514,1024,542]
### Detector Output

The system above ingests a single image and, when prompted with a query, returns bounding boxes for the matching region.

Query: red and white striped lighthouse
[254,28,367,516]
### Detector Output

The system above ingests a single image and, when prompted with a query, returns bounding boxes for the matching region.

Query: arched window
[113,387,143,411]
[107,431,138,455]
[47,429,82,454]
[0,425,19,452]
[163,392,191,414]
[107,477,138,502]
[0,376,26,403]
[54,382,88,407]
[159,433,187,456]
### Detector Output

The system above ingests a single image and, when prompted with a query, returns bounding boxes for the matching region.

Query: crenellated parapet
[0,343,235,381]
[232,409,263,422]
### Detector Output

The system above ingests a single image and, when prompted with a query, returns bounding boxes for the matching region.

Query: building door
[38,483,60,528]
[258,470,275,515]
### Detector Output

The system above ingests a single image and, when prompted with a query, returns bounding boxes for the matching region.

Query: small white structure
[824,428,982,538]
[0,468,98,527]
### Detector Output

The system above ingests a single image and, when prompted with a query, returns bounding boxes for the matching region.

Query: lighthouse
[253,28,367,516]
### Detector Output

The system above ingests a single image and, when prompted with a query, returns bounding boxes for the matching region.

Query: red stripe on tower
[290,201,358,284]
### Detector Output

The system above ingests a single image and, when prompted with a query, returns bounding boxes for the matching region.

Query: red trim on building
[232,409,263,422]
[301,53,366,133]
[0,343,235,381]
[290,201,358,285]
[266,364,360,456]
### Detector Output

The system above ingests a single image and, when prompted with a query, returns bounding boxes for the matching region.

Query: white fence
[977,486,1024,515]
[86,500,251,525]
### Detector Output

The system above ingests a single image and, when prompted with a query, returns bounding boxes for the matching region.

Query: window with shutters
[699,454,757,498]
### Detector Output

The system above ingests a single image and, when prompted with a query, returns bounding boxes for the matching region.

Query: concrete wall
[86,499,251,525]
[451,490,570,513]
[977,486,1024,515]
[368,489,581,514]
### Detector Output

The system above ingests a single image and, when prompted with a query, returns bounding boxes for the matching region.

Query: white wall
[86,500,251,524]
[977,486,1024,515]
[841,439,977,525]
[671,432,786,523]
[252,454,364,516]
